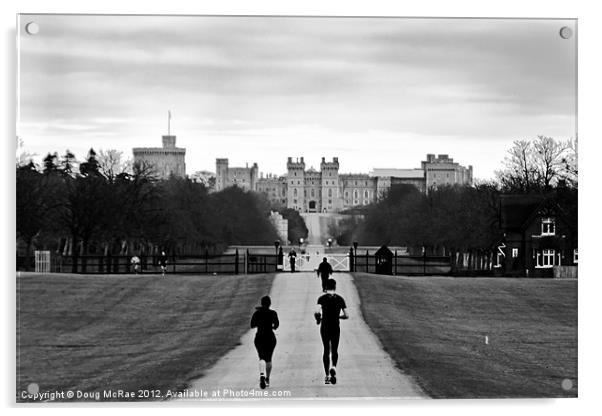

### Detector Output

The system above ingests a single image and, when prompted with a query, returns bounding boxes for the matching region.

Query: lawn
[16,272,275,402]
[353,273,577,398]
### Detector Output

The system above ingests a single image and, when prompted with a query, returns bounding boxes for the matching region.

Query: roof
[375,245,393,256]
[499,194,546,230]
[370,168,424,178]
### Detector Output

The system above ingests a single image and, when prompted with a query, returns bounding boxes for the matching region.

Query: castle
[215,154,473,213]
[133,135,186,179]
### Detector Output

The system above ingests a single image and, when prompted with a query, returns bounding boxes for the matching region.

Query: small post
[245,249,249,275]
[235,249,239,275]
[349,247,354,272]
[394,249,397,276]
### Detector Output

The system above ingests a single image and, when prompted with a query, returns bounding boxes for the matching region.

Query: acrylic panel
[16,14,577,403]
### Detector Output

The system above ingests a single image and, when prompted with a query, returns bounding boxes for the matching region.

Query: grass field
[353,273,577,398]
[16,272,275,402]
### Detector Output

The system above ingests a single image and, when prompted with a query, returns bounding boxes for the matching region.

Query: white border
[3,1,600,415]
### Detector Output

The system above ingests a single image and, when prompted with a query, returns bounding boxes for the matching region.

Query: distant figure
[130,255,141,274]
[317,257,334,292]
[288,249,297,273]
[158,251,168,277]
[251,295,280,389]
[314,279,348,385]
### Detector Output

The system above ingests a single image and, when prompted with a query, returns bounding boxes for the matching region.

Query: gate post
[349,247,354,272]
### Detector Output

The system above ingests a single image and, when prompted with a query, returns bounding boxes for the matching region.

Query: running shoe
[260,375,266,389]
[324,376,330,385]
[265,378,270,388]
[329,368,337,385]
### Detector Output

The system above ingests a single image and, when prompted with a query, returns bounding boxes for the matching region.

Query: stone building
[421,154,473,191]
[215,154,473,213]
[132,135,186,179]
[214,158,259,192]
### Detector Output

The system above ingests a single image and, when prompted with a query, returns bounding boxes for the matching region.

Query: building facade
[133,135,186,179]
[215,154,473,213]
[495,193,578,278]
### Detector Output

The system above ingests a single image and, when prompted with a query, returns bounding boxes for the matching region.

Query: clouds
[18,15,576,179]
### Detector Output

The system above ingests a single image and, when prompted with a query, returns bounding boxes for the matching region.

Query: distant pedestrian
[317,257,333,292]
[251,295,280,389]
[158,251,168,277]
[314,279,348,385]
[288,249,297,273]
[130,255,141,274]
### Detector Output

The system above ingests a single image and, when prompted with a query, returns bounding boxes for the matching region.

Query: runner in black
[251,295,279,389]
[314,279,348,385]
[317,257,333,292]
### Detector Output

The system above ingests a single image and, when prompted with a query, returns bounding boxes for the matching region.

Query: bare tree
[97,149,132,181]
[496,136,575,192]
[532,136,570,188]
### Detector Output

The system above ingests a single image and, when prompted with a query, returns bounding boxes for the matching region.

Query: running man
[158,251,168,277]
[251,296,280,389]
[314,279,348,385]
[317,257,334,292]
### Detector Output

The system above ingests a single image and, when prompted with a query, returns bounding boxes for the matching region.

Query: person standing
[130,255,141,274]
[251,295,280,389]
[314,279,348,385]
[288,249,297,273]
[158,251,168,277]
[317,257,333,292]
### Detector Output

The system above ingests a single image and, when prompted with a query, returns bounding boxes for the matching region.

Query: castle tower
[320,157,340,213]
[215,158,229,191]
[286,157,306,211]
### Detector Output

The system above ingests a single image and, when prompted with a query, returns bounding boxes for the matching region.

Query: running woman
[251,295,280,389]
[314,279,348,385]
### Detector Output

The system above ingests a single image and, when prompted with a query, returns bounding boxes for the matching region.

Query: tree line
[16,149,279,258]
[334,136,578,257]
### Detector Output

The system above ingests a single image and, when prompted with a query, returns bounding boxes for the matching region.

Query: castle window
[541,217,556,236]
[364,190,369,198]
[353,190,359,199]
[328,189,332,198]
[311,189,315,197]
[294,188,298,197]
[345,191,349,198]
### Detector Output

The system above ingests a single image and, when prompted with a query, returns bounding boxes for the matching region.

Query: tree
[280,208,308,244]
[60,150,76,175]
[496,136,575,192]
[79,148,101,176]
[97,149,132,181]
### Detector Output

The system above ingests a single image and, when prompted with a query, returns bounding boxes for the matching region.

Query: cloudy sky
[17,15,576,179]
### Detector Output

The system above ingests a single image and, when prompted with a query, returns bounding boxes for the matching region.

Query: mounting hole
[25,22,40,35]
[559,26,573,40]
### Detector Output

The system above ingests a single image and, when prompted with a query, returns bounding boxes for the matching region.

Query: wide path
[182,272,424,400]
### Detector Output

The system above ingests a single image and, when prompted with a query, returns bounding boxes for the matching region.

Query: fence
[352,251,452,275]
[16,250,280,275]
